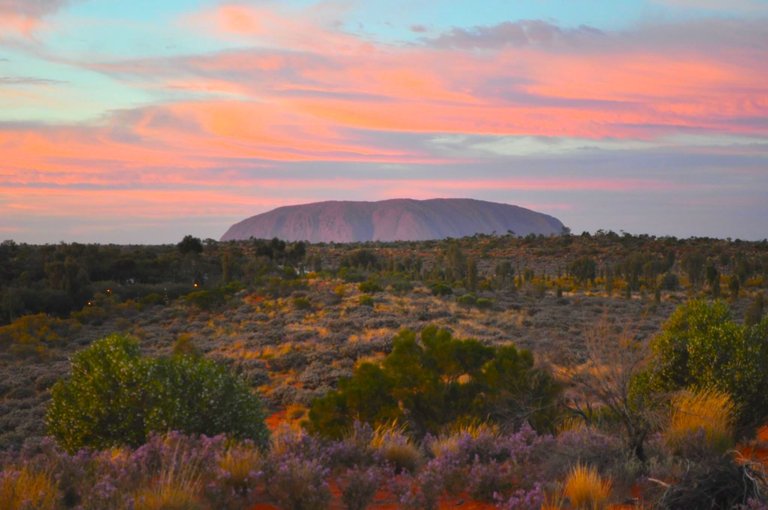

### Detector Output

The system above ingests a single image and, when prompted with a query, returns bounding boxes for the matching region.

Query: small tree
[569,320,660,461]
[47,334,269,452]
[308,326,560,438]
[177,235,203,255]
[643,300,768,430]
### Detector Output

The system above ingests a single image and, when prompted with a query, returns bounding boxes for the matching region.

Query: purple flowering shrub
[0,422,565,510]
[264,427,331,510]
[340,465,383,510]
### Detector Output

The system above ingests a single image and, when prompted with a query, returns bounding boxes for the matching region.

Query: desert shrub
[476,297,494,309]
[358,280,382,293]
[563,463,612,509]
[659,272,679,291]
[340,465,382,510]
[0,313,73,358]
[308,326,561,438]
[143,356,269,446]
[206,442,263,508]
[389,280,414,294]
[358,294,375,307]
[0,467,58,510]
[171,333,199,357]
[467,459,512,501]
[184,288,226,310]
[46,334,269,452]
[664,388,735,457]
[657,455,767,509]
[264,432,330,510]
[545,427,625,478]
[642,300,768,428]
[494,483,545,510]
[429,282,453,296]
[370,423,422,474]
[292,296,312,310]
[457,293,477,307]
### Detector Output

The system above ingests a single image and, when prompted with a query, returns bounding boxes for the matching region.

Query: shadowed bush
[308,326,561,439]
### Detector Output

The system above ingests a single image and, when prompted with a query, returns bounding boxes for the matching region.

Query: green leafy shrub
[457,293,477,307]
[184,288,226,310]
[46,334,269,452]
[0,313,74,358]
[358,295,375,307]
[476,298,494,310]
[430,282,453,296]
[358,280,383,293]
[641,300,768,429]
[308,326,560,438]
[292,297,312,311]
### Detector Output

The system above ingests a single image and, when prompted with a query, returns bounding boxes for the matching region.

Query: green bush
[292,297,312,310]
[430,282,453,296]
[308,326,560,438]
[475,298,494,309]
[46,334,269,452]
[457,293,477,307]
[0,313,75,358]
[641,300,768,429]
[358,280,383,293]
[358,295,375,307]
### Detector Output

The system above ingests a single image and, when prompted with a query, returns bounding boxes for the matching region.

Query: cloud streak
[0,2,766,242]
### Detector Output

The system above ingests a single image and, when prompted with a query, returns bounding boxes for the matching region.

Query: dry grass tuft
[665,387,735,455]
[0,467,58,510]
[370,422,423,474]
[219,444,262,488]
[133,438,206,510]
[429,422,498,458]
[563,463,612,509]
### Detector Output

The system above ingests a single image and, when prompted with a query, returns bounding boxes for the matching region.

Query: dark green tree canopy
[177,235,204,255]
[308,326,561,439]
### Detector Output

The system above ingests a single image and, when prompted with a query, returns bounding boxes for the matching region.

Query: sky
[1,0,767,243]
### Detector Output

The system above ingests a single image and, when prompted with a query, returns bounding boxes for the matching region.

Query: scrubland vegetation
[1,232,768,508]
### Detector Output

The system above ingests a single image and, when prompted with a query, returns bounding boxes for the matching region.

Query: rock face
[221,198,565,243]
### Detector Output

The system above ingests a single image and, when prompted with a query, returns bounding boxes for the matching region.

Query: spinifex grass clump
[0,467,58,510]
[563,463,612,509]
[370,422,423,474]
[665,387,736,456]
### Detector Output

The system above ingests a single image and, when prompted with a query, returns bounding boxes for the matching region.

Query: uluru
[220,198,566,243]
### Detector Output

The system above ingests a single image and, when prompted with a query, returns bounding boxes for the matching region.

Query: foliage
[308,326,561,438]
[568,256,597,284]
[562,463,612,510]
[177,235,203,255]
[0,312,74,358]
[370,423,422,474]
[664,388,735,457]
[358,279,382,293]
[658,455,767,510]
[0,467,58,510]
[264,432,331,510]
[643,300,768,428]
[46,334,269,452]
[340,465,382,510]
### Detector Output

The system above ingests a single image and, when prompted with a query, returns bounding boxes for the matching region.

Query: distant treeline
[1,231,767,325]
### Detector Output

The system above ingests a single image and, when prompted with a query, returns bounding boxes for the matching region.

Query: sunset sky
[1,0,767,243]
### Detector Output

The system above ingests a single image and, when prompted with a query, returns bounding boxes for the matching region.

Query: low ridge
[220,198,565,243]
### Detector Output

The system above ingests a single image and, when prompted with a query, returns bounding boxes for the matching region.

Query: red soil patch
[736,424,768,468]
[265,410,287,431]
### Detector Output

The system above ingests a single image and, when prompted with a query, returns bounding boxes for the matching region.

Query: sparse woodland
[1,232,768,509]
